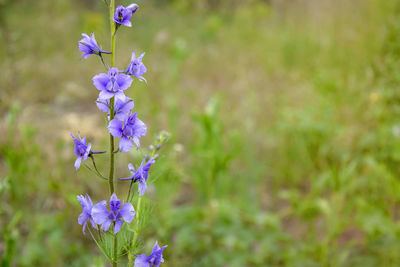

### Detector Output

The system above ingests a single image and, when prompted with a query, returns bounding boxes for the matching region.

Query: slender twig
[99,53,109,70]
[90,155,108,180]
[126,179,135,203]
[84,164,108,180]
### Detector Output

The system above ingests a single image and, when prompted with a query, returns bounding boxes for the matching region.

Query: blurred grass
[2,0,400,266]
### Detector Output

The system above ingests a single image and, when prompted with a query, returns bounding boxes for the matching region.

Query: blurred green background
[2,0,400,266]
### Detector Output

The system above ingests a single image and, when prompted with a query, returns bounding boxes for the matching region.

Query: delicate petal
[120,202,135,223]
[82,220,88,234]
[114,219,124,234]
[99,90,115,100]
[109,193,121,213]
[132,136,140,149]
[127,3,139,13]
[96,98,110,112]
[143,158,156,173]
[77,195,89,210]
[152,241,161,254]
[119,136,133,152]
[114,90,127,101]
[92,200,110,225]
[108,119,123,138]
[134,255,150,267]
[101,219,113,232]
[83,142,91,161]
[74,156,82,170]
[128,163,136,174]
[78,212,88,225]
[138,180,147,197]
[116,73,133,91]
[70,133,81,157]
[132,118,147,137]
[92,73,110,91]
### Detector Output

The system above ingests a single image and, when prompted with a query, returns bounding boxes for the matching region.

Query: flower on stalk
[78,32,111,59]
[70,133,92,170]
[107,112,147,152]
[134,241,167,267]
[96,96,134,121]
[125,51,147,82]
[92,193,135,234]
[120,157,155,196]
[114,4,139,27]
[93,67,133,101]
[77,194,96,234]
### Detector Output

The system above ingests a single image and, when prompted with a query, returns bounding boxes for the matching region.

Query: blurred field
[2,0,400,266]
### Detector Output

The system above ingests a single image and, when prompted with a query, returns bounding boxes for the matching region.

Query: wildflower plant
[71,1,168,266]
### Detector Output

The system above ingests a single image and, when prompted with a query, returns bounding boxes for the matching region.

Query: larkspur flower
[70,133,92,170]
[92,193,135,234]
[114,4,139,27]
[134,241,167,267]
[96,96,134,121]
[70,133,105,170]
[78,32,111,59]
[120,157,155,196]
[108,112,147,152]
[125,51,147,82]
[77,194,96,234]
[93,67,133,101]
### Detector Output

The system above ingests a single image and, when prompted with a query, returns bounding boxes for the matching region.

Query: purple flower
[92,193,135,234]
[120,157,156,196]
[77,194,96,234]
[93,67,133,101]
[96,96,134,121]
[78,32,111,59]
[70,133,105,170]
[107,112,147,152]
[125,51,147,82]
[70,133,91,170]
[114,4,139,27]
[134,241,167,267]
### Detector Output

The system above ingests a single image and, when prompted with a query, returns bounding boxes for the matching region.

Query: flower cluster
[78,193,133,234]
[71,2,167,266]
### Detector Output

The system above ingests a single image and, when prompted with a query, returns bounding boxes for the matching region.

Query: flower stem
[129,196,142,267]
[109,1,118,267]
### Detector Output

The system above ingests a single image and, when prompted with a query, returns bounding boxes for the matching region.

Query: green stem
[129,196,142,267]
[108,1,117,266]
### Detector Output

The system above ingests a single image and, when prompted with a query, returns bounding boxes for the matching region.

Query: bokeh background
[2,0,400,266]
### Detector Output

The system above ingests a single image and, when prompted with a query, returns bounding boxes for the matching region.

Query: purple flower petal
[138,180,147,197]
[128,163,136,174]
[119,136,133,152]
[101,219,113,232]
[108,119,123,138]
[93,73,110,91]
[109,193,121,213]
[114,219,124,234]
[120,202,135,223]
[99,90,115,100]
[92,200,110,225]
[134,255,150,267]
[127,3,139,13]
[83,142,91,161]
[114,90,127,101]
[78,212,88,225]
[82,220,88,234]
[132,136,140,149]
[74,156,82,170]
[96,98,110,112]
[116,73,133,91]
